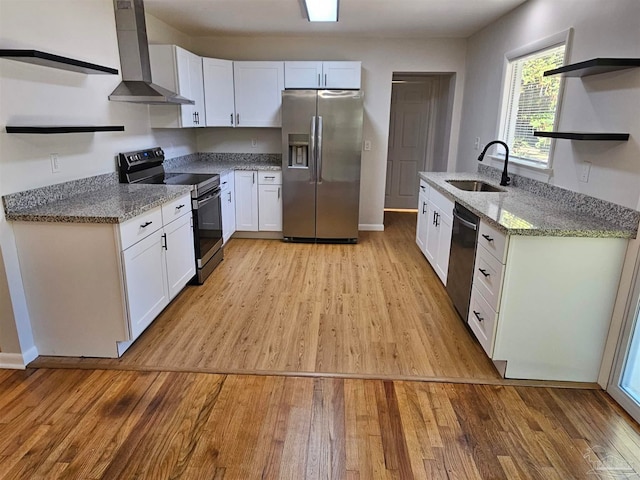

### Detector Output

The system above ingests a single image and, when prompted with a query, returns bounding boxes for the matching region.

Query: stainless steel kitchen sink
[446,180,505,192]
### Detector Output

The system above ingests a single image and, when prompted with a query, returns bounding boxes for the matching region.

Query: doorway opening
[384,73,456,212]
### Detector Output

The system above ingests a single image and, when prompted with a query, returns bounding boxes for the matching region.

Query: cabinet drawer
[258,171,282,185]
[418,179,429,200]
[161,193,192,225]
[220,171,234,191]
[473,245,505,312]
[478,221,508,263]
[429,187,454,219]
[119,207,163,250]
[468,287,498,356]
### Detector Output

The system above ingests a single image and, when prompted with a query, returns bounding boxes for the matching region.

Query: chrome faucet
[478,140,510,186]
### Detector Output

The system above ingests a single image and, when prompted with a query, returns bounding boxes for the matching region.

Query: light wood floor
[1,368,639,479]
[33,212,503,382]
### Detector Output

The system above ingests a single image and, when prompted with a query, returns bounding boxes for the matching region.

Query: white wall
[191,36,468,228]
[0,0,196,360]
[457,0,640,209]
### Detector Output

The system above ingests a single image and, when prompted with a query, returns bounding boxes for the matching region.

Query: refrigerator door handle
[317,116,323,184]
[310,116,317,182]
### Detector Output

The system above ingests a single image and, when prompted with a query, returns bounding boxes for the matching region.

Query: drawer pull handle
[473,310,484,322]
[176,204,185,210]
[140,221,153,228]
[264,176,275,179]
[478,268,490,277]
[422,202,427,214]
[482,234,494,242]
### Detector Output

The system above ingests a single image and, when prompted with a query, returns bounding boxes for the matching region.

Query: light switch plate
[364,140,371,151]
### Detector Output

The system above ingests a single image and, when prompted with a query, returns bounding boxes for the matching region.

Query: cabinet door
[187,52,206,127]
[234,171,259,231]
[434,212,453,285]
[233,61,285,127]
[424,201,439,267]
[203,58,236,127]
[164,213,196,299]
[284,61,323,89]
[323,61,361,89]
[122,229,169,340]
[258,184,283,231]
[221,182,236,243]
[416,190,429,255]
[175,47,196,127]
[149,45,203,128]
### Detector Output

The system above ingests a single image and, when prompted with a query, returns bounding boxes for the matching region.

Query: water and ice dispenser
[287,133,309,168]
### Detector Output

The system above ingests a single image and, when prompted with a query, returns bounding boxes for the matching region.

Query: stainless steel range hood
[108,0,194,105]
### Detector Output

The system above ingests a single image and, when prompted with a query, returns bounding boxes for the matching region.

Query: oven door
[193,188,223,268]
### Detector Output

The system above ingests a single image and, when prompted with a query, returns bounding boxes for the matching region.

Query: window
[499,40,567,167]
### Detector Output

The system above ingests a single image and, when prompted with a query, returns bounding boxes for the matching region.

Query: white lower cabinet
[467,219,628,382]
[122,228,169,340]
[13,193,195,358]
[234,170,259,231]
[164,212,196,298]
[235,170,283,233]
[221,171,236,243]
[258,171,282,231]
[415,182,429,254]
[415,179,454,285]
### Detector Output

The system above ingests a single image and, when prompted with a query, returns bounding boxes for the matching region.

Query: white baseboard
[0,346,38,369]
[232,231,284,240]
[359,224,384,231]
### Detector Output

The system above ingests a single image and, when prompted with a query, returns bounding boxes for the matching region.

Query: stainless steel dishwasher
[446,203,479,321]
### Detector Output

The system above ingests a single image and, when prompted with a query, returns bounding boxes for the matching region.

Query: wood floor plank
[1,369,640,479]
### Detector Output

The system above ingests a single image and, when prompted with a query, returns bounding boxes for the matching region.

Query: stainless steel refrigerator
[281,90,364,242]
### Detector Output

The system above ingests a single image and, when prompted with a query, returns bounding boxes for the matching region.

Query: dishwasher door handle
[453,209,478,230]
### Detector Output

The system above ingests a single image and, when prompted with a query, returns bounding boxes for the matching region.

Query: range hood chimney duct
[108,0,194,105]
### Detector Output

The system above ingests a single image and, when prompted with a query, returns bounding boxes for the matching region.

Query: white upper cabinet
[233,61,285,127]
[284,61,361,89]
[323,61,362,89]
[203,58,236,127]
[284,61,323,88]
[149,45,206,128]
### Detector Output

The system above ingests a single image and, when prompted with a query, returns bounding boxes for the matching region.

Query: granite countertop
[420,171,637,239]
[4,183,193,224]
[165,160,281,175]
[3,154,282,225]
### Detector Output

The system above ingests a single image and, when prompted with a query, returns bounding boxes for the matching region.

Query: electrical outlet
[50,153,60,173]
[474,137,480,150]
[251,138,258,148]
[364,140,372,151]
[579,161,591,183]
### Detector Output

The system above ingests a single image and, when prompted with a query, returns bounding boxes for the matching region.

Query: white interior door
[385,79,435,210]
[608,254,640,424]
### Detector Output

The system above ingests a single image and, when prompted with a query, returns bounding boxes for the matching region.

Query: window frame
[491,29,573,182]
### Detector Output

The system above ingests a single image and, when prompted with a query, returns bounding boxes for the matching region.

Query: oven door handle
[193,189,221,208]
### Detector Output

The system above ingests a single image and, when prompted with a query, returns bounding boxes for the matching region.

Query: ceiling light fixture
[304,0,339,22]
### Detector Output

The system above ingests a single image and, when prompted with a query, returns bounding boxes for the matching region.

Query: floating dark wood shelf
[0,49,118,75]
[544,58,640,77]
[534,131,629,141]
[6,126,125,134]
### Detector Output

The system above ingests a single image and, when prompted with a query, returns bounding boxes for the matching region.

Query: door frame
[607,247,640,424]
[383,72,455,212]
